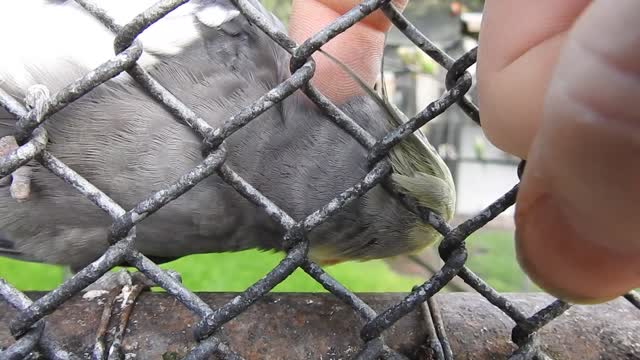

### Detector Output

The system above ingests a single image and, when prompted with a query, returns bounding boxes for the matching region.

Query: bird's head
[306,48,457,265]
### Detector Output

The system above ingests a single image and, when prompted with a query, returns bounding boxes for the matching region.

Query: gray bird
[0,0,456,272]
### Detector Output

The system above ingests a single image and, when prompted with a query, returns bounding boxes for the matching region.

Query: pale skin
[289,0,640,303]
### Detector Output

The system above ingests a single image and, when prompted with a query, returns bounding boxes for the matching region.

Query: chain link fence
[0,0,638,359]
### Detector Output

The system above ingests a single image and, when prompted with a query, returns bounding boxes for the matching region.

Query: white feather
[195,4,240,28]
[0,0,118,92]
[0,0,240,94]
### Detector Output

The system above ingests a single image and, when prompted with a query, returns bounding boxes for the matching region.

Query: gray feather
[0,234,36,262]
[0,0,447,268]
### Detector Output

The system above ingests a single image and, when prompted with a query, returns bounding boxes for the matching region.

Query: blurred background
[0,0,538,293]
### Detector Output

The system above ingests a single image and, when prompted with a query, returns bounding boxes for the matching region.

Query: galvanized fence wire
[0,0,637,358]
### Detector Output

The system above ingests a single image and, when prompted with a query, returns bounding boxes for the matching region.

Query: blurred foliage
[473,135,486,160]
[396,46,438,74]
[262,0,292,24]
[459,0,485,12]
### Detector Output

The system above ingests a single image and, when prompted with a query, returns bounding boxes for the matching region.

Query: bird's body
[0,0,455,270]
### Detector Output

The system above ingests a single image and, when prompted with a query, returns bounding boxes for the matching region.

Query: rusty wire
[0,0,638,359]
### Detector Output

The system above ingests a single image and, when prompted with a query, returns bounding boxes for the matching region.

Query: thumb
[287,0,408,104]
[515,0,640,303]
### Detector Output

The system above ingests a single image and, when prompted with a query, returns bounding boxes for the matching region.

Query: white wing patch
[0,0,241,95]
[115,1,201,57]
[195,5,241,28]
[0,0,121,93]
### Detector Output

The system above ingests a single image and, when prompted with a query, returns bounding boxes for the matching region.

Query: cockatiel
[0,0,456,272]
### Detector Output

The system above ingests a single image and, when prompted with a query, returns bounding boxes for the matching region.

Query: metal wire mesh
[0,0,638,359]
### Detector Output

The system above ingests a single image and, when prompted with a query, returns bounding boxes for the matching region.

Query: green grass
[0,229,533,293]
[0,250,424,293]
[464,229,538,292]
[0,258,67,291]
[162,250,424,292]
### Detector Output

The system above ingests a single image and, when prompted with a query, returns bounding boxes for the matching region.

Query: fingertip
[506,0,640,303]
[514,171,640,304]
[515,199,640,304]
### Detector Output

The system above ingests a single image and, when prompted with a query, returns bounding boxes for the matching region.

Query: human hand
[287,0,640,303]
[478,0,640,303]
[287,0,408,103]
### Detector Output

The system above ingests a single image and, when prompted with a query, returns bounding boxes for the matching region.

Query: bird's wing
[0,235,35,261]
[0,0,288,95]
[0,0,294,268]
